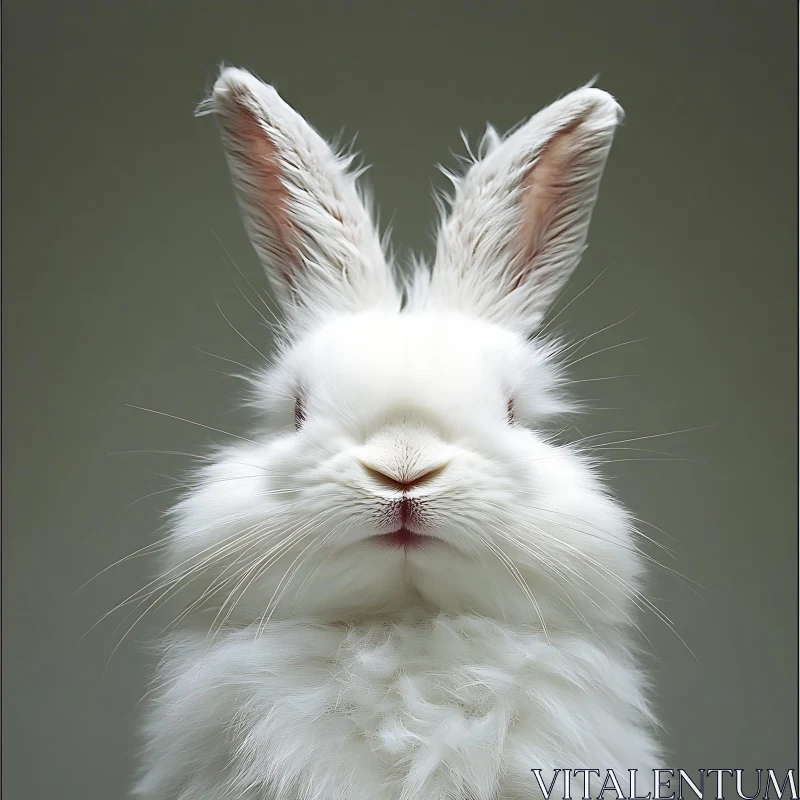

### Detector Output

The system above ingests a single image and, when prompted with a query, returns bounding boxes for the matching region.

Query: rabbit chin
[232,539,587,626]
[282,547,635,629]
[165,488,641,632]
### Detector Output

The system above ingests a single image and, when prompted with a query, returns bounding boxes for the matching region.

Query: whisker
[125,404,259,445]
[84,509,298,637]
[213,293,269,361]
[461,518,551,648]
[567,374,639,384]
[557,310,638,359]
[520,521,699,662]
[128,485,184,506]
[539,264,611,336]
[254,511,344,640]
[478,518,631,654]
[564,337,648,369]
[488,500,705,592]
[484,517,659,655]
[210,509,339,641]
[210,229,285,331]
[194,347,253,372]
[581,423,718,449]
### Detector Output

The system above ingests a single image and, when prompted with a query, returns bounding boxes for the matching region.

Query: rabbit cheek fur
[133,68,661,800]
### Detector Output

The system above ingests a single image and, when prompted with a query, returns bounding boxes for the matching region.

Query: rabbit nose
[359,461,448,492]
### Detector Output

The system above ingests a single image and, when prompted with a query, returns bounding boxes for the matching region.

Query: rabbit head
[169,67,639,631]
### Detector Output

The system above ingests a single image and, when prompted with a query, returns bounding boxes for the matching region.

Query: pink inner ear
[513,113,590,290]
[224,95,299,288]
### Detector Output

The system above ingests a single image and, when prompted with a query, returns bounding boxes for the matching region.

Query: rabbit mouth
[373,527,436,550]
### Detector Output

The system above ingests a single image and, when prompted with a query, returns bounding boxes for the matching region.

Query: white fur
[133,67,661,799]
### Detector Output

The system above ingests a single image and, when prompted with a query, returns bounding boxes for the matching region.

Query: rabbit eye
[507,398,515,424]
[294,395,306,430]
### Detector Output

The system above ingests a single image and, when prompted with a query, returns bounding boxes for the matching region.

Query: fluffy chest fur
[135,614,659,800]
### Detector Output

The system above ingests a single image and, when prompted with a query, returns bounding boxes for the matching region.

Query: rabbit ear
[429,87,623,334]
[201,67,397,326]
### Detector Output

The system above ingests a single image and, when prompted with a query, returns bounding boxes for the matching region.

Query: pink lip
[374,528,435,550]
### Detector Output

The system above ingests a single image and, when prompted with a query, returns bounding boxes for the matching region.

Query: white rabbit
[133,67,662,800]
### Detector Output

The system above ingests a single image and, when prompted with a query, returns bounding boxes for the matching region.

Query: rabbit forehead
[292,309,526,403]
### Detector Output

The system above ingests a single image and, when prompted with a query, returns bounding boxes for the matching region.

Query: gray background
[3,2,797,797]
